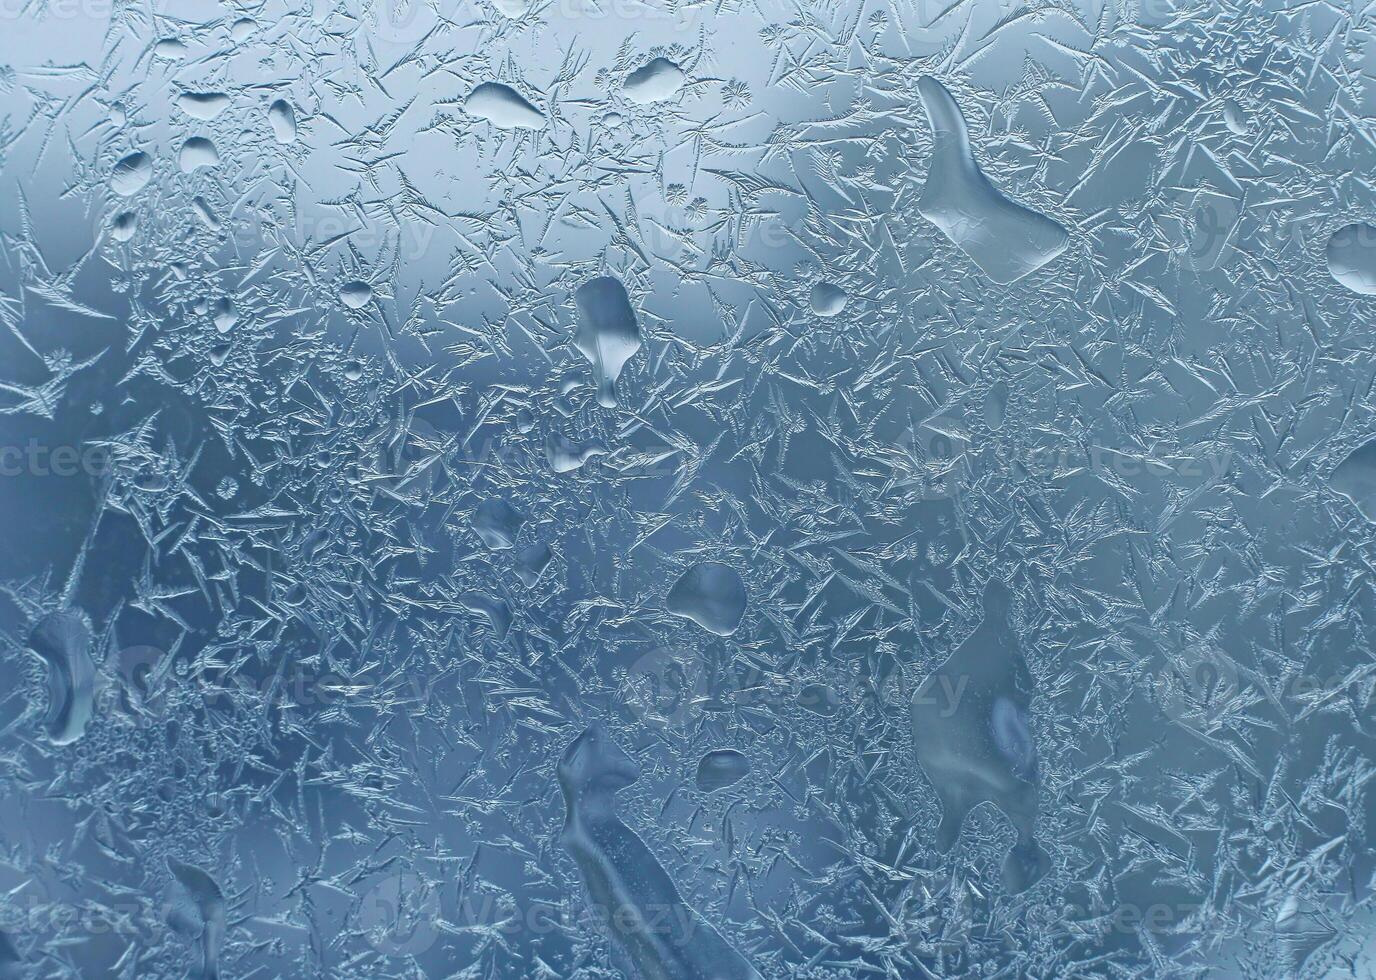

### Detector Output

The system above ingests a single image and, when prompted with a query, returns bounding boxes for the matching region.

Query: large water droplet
[916,76,1068,284]
[515,542,552,586]
[339,281,372,309]
[546,433,605,473]
[213,297,238,333]
[268,99,297,143]
[809,281,847,316]
[466,83,544,130]
[177,92,230,120]
[1222,98,1247,135]
[910,580,1048,892]
[111,151,153,196]
[178,136,220,172]
[1330,438,1376,520]
[154,37,187,59]
[696,749,750,791]
[473,498,524,549]
[666,562,747,636]
[111,211,138,241]
[558,726,762,980]
[985,380,1008,430]
[0,928,21,980]
[27,611,96,746]
[623,58,685,105]
[165,858,226,980]
[1327,223,1376,295]
[573,276,641,408]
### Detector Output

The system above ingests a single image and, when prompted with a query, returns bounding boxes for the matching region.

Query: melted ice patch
[0,929,20,980]
[910,581,1049,892]
[111,211,138,241]
[165,858,225,980]
[546,433,606,472]
[559,725,763,980]
[916,76,1068,285]
[473,498,524,549]
[27,611,96,746]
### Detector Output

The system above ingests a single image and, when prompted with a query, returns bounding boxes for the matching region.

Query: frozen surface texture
[1,0,1376,977]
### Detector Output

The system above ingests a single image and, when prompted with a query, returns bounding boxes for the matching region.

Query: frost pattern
[1,0,1375,977]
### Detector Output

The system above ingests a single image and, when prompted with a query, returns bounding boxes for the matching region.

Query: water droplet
[339,281,373,308]
[910,581,1048,892]
[268,99,297,143]
[213,297,238,333]
[27,611,96,746]
[111,211,138,241]
[623,58,685,105]
[178,136,220,172]
[514,542,552,586]
[1330,438,1376,520]
[546,433,605,472]
[111,151,153,196]
[0,932,20,978]
[462,594,512,638]
[1223,98,1247,135]
[916,76,1068,284]
[573,276,641,408]
[696,749,750,791]
[985,380,1008,430]
[666,562,747,636]
[473,498,524,549]
[154,37,187,59]
[1326,223,1376,295]
[164,858,226,980]
[466,82,544,130]
[809,281,847,316]
[176,92,230,120]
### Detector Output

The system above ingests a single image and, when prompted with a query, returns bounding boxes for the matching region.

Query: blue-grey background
[1,0,1375,976]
